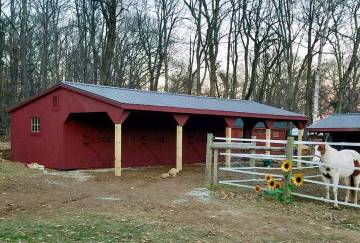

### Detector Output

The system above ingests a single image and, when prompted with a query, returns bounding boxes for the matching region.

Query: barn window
[31,117,41,132]
[52,95,59,109]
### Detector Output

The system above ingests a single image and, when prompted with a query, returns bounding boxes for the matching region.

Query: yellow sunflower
[274,181,282,189]
[265,174,273,182]
[267,179,276,189]
[255,185,261,193]
[292,172,304,187]
[280,160,292,173]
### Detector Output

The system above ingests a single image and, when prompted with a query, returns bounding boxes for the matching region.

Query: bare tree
[312,0,333,121]
[200,0,226,96]
[98,0,121,85]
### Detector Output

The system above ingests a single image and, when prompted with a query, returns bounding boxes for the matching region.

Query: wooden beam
[173,114,189,126]
[114,124,122,176]
[108,110,130,124]
[265,129,271,155]
[205,133,214,187]
[176,125,183,172]
[211,143,285,150]
[213,149,219,186]
[263,120,274,129]
[250,136,256,179]
[285,136,294,201]
[250,136,256,168]
[225,127,232,167]
[293,120,307,130]
[224,117,237,128]
[297,129,304,168]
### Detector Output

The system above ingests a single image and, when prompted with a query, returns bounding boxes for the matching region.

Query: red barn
[9,82,307,175]
[308,113,360,152]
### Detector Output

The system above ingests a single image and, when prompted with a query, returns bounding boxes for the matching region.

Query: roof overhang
[308,128,360,132]
[8,83,308,123]
[8,83,123,112]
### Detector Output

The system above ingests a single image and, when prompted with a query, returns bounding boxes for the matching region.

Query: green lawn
[0,214,228,242]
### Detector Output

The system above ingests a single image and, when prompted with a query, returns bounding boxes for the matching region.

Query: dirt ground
[1,145,360,242]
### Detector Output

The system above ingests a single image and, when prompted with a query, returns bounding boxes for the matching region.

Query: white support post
[115,124,122,176]
[250,135,257,167]
[176,125,183,172]
[265,128,271,155]
[205,133,214,187]
[225,127,232,167]
[213,149,219,186]
[297,129,303,168]
[285,136,294,200]
[250,135,256,179]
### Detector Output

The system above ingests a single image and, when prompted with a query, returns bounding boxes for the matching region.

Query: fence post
[225,127,232,167]
[213,148,219,186]
[285,136,294,201]
[297,129,303,168]
[205,133,214,188]
[265,129,271,155]
[250,135,256,179]
[250,135,256,168]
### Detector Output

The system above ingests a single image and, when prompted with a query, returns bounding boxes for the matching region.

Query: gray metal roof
[308,113,360,130]
[62,81,305,118]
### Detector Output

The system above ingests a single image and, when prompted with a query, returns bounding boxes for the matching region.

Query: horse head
[312,145,322,163]
[313,144,332,163]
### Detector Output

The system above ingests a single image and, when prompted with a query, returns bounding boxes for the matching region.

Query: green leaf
[276,188,285,193]
[286,195,294,204]
[287,184,293,191]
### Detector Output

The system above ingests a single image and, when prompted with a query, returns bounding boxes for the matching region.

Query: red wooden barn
[308,113,360,152]
[9,82,307,175]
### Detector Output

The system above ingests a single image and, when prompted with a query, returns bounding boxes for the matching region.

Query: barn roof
[308,113,360,131]
[9,81,308,122]
[62,82,306,119]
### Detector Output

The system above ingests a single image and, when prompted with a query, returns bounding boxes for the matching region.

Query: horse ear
[318,144,326,155]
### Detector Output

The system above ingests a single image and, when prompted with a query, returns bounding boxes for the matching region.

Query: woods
[0,0,359,133]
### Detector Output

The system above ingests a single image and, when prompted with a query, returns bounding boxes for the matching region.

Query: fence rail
[214,137,360,147]
[205,133,360,208]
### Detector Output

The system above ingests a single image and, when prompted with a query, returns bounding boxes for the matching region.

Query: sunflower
[280,160,292,173]
[267,179,276,189]
[265,174,273,182]
[292,172,304,187]
[255,185,261,193]
[274,181,281,189]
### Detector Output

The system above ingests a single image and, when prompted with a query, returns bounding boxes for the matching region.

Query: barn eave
[8,82,308,124]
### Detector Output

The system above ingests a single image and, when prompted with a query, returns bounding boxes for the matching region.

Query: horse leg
[344,176,351,203]
[332,174,340,208]
[322,176,330,200]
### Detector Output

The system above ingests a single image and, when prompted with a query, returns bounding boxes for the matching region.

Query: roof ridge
[62,81,253,103]
[332,112,360,116]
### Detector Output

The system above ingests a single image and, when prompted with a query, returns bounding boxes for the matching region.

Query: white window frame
[31,117,40,133]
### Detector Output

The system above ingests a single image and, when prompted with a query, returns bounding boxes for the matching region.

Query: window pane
[31,117,40,132]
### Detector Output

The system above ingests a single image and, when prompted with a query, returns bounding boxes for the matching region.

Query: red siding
[11,86,289,170]
[121,113,225,167]
[11,87,227,169]
[11,88,121,169]
[64,112,114,169]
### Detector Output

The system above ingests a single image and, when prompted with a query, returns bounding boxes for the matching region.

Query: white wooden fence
[205,133,360,208]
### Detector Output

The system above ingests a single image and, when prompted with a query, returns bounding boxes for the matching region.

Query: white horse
[313,144,360,207]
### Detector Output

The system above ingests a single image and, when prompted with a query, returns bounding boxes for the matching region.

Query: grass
[0,214,229,242]
[0,160,34,187]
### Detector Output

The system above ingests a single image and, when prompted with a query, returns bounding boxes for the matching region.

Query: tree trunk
[337,26,360,112]
[99,0,117,85]
[313,5,331,121]
[20,0,29,99]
